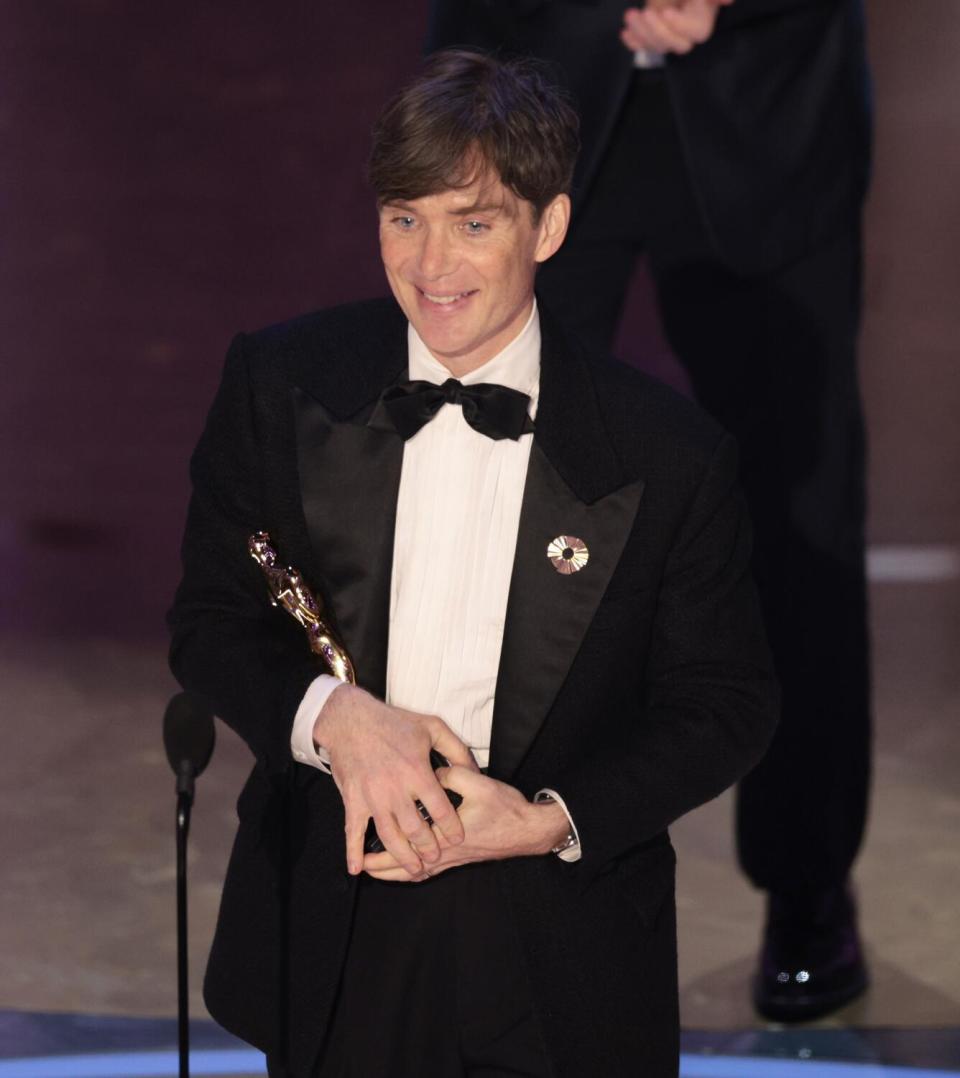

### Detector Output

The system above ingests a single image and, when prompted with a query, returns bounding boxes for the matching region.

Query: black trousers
[538,72,871,896]
[269,864,551,1078]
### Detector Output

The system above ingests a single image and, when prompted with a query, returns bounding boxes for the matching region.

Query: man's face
[378,172,568,377]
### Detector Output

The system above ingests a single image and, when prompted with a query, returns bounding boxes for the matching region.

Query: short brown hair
[369,50,579,221]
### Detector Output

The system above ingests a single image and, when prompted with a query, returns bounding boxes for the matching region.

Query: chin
[422,338,469,366]
[415,322,472,356]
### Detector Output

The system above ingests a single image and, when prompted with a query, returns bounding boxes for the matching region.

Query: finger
[620,8,655,49]
[620,26,652,51]
[396,801,441,864]
[626,12,672,53]
[636,10,693,53]
[365,862,427,882]
[363,848,432,882]
[661,4,713,44]
[417,777,464,847]
[433,826,457,851]
[343,807,369,876]
[435,763,479,795]
[430,721,480,773]
[375,814,424,877]
[363,849,401,872]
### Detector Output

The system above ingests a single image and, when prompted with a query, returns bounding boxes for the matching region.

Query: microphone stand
[176,761,196,1078]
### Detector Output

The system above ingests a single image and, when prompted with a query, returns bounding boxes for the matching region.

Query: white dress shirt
[290,302,580,860]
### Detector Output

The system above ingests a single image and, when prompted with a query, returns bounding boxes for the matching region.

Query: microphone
[163,691,216,801]
[163,691,216,1078]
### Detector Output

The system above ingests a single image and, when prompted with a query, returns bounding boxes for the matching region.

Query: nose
[416,225,456,281]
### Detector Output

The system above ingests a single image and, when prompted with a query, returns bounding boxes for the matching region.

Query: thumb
[431,721,481,772]
[435,763,483,795]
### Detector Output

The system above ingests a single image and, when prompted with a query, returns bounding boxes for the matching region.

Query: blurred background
[0,0,957,1073]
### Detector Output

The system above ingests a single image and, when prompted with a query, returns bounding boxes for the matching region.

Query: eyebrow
[447,203,506,217]
[381,199,508,217]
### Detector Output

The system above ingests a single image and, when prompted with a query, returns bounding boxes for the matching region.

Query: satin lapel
[488,303,645,779]
[294,387,403,700]
[488,444,644,778]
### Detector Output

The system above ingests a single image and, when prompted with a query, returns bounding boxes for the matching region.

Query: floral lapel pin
[547,535,589,575]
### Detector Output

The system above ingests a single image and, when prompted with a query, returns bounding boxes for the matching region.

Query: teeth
[423,291,468,304]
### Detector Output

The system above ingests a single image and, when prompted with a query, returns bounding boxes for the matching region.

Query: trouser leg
[535,202,639,356]
[456,867,551,1078]
[536,72,697,355]
[311,864,550,1078]
[651,228,871,894]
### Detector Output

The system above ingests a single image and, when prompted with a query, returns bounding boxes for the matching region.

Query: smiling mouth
[418,288,477,305]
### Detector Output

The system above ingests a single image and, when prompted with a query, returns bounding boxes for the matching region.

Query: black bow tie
[377,378,535,441]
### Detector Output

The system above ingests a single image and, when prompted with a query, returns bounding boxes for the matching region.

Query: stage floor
[0,1013,958,1076]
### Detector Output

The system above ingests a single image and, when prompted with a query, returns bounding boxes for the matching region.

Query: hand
[313,684,480,878]
[621,0,733,56]
[362,766,571,883]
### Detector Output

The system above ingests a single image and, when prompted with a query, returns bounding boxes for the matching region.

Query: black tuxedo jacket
[169,298,778,1077]
[428,0,872,275]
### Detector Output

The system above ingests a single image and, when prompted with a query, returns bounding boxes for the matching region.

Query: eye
[391,215,416,229]
[463,220,489,235]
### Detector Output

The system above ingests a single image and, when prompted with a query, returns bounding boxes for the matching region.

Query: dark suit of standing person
[428,0,873,1021]
[169,51,778,1077]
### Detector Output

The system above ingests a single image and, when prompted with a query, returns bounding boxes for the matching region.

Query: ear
[533,194,571,264]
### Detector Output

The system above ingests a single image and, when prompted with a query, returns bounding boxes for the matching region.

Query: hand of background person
[313,684,480,878]
[621,0,733,56]
[361,765,570,882]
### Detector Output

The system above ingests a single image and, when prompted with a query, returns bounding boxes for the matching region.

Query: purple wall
[1,4,425,636]
[1,2,677,639]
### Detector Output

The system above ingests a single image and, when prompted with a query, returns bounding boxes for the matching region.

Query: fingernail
[348,862,359,875]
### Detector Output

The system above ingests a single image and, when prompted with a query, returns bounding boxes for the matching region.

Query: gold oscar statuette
[247,530,462,849]
[248,531,356,685]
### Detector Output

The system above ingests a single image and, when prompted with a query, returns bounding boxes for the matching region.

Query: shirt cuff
[633,48,665,69]
[290,674,344,773]
[534,788,582,863]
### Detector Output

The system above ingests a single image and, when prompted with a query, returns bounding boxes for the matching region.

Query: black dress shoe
[753,885,869,1022]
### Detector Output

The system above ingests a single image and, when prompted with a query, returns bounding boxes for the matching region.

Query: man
[428,0,873,1021]
[169,51,777,1077]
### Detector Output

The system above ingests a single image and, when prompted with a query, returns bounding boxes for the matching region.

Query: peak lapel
[292,310,407,699]
[488,311,645,779]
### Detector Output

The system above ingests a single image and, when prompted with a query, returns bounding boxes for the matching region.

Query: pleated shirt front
[386,306,540,768]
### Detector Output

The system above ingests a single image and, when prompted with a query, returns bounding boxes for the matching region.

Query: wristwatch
[551,829,578,856]
[534,791,577,856]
